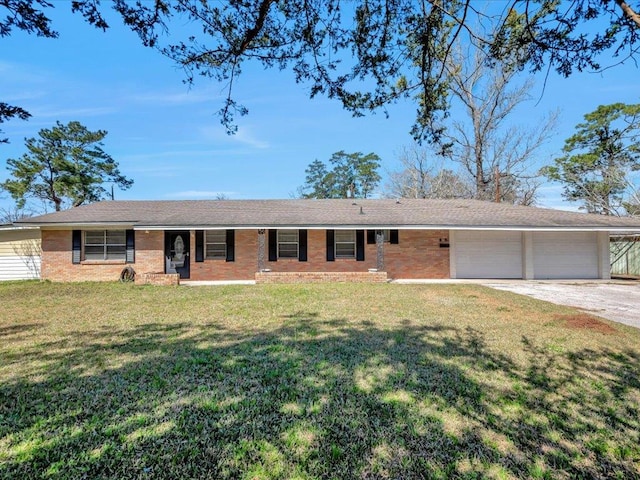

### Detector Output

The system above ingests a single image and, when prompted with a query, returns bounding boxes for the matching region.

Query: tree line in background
[2,104,639,219]
[301,100,640,217]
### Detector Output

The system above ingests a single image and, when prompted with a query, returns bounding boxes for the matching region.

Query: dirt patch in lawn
[555,313,617,335]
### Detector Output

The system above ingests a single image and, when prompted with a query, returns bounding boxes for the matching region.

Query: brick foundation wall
[256,271,388,283]
[190,230,257,281]
[41,229,164,282]
[135,272,180,286]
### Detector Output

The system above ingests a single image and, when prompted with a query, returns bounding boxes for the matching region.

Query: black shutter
[72,230,82,264]
[298,229,308,261]
[195,230,204,262]
[326,230,335,262]
[367,230,376,244]
[268,229,277,261]
[226,230,235,262]
[390,229,399,244]
[126,229,135,263]
[356,230,365,261]
[164,232,171,260]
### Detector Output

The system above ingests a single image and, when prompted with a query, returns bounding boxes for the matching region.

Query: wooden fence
[611,236,640,276]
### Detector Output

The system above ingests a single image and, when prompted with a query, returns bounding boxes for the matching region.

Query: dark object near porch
[120,266,136,282]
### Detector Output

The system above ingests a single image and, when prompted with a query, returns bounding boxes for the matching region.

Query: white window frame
[335,230,356,258]
[278,229,299,259]
[205,231,227,259]
[83,230,126,261]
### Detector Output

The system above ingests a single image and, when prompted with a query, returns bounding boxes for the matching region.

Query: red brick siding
[384,230,450,279]
[265,230,378,273]
[41,229,164,282]
[135,230,165,274]
[189,230,257,281]
[41,228,450,282]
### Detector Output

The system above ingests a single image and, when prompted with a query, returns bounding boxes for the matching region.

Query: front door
[165,231,190,279]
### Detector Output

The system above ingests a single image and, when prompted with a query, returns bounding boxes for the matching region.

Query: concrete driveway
[483,281,640,329]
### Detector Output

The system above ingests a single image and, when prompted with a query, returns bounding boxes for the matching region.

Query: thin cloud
[119,150,225,162]
[199,125,270,149]
[165,190,236,199]
[130,89,221,106]
[29,105,118,119]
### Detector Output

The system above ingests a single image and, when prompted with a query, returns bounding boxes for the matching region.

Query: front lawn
[0,282,639,479]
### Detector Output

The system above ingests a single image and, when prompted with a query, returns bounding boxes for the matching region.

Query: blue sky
[1,4,639,214]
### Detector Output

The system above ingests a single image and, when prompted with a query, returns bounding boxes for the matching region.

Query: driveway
[483,281,640,329]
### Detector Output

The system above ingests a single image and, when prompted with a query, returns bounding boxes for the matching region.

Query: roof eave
[133,224,640,232]
[22,222,137,229]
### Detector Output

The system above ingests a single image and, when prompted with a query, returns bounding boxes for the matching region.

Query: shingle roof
[15,198,640,231]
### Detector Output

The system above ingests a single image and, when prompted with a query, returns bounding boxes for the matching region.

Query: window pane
[84,245,104,260]
[106,245,126,260]
[335,230,355,258]
[84,230,126,260]
[278,230,299,243]
[206,231,226,243]
[84,231,104,244]
[206,244,226,258]
[335,230,355,242]
[279,243,298,258]
[335,243,355,258]
[106,230,126,244]
[205,231,226,258]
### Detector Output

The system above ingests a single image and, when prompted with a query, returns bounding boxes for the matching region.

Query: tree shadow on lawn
[1,316,639,479]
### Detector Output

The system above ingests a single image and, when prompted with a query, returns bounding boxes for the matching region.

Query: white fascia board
[135,224,640,232]
[445,226,640,232]
[0,224,39,231]
[35,222,136,230]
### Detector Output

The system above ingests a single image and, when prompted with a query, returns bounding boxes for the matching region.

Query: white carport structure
[450,229,612,280]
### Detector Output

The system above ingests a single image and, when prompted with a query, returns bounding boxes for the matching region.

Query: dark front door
[165,231,190,279]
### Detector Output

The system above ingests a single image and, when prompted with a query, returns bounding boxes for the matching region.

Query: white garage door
[533,232,598,279]
[455,231,523,279]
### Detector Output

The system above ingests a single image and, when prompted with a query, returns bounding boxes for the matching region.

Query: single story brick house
[15,198,640,283]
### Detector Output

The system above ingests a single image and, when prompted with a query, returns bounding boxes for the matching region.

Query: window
[84,230,126,260]
[278,230,299,258]
[335,230,356,258]
[205,231,227,259]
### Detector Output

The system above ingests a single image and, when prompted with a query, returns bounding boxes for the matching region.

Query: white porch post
[257,229,266,271]
[449,230,457,279]
[597,231,611,280]
[375,229,385,271]
[522,231,534,280]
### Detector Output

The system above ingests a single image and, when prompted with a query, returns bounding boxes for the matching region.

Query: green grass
[0,281,639,479]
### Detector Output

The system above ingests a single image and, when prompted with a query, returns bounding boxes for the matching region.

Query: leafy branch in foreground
[1,1,640,143]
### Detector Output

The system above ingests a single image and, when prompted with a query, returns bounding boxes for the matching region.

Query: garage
[532,231,598,279]
[454,230,523,279]
[0,227,41,281]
